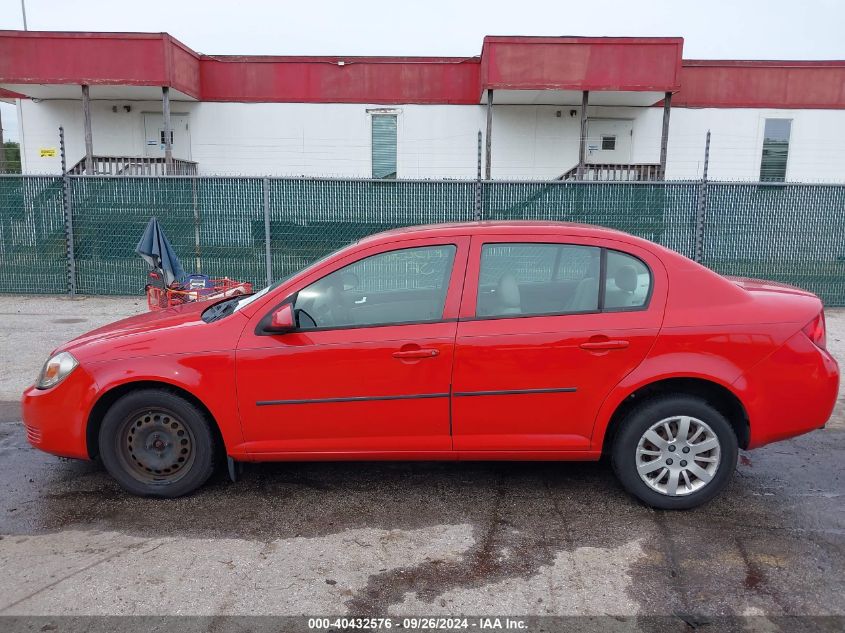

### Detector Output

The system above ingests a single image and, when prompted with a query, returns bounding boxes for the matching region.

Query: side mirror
[266,304,296,333]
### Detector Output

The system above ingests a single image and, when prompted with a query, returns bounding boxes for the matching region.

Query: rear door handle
[579,339,630,351]
[393,349,440,359]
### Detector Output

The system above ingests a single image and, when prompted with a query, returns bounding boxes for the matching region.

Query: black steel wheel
[118,408,196,482]
[99,389,217,497]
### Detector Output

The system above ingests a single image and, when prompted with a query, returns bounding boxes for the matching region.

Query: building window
[601,135,617,151]
[371,114,398,179]
[760,119,791,182]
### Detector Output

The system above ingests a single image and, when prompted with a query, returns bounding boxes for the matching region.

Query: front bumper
[20,366,98,460]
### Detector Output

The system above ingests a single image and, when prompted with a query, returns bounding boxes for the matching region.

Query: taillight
[803,311,827,350]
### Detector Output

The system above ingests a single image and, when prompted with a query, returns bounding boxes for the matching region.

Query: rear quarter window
[604,250,651,309]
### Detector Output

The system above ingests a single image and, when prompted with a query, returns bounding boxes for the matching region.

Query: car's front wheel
[99,389,217,497]
[611,395,738,510]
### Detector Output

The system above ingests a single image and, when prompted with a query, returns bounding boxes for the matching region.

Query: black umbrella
[136,217,186,286]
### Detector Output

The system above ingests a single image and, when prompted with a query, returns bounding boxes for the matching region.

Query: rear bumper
[735,331,839,449]
[20,367,98,460]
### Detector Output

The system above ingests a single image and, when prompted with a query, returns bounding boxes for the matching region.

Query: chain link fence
[701,183,845,303]
[1,175,844,305]
[0,176,66,293]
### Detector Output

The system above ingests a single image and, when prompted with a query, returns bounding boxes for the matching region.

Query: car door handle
[393,349,439,359]
[579,339,630,351]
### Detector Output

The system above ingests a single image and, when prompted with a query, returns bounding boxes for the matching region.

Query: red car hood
[68,302,207,346]
[57,301,244,363]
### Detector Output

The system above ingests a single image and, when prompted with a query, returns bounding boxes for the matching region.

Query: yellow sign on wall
[39,148,57,158]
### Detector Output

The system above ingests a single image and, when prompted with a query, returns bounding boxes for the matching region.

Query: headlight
[36,352,79,390]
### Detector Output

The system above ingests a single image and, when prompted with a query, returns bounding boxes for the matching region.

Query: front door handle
[580,339,630,351]
[393,348,439,359]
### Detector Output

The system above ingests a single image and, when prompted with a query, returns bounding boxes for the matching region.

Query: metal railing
[68,156,198,176]
[560,163,662,181]
[0,174,844,306]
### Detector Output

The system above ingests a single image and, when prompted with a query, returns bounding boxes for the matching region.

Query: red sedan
[21,222,839,509]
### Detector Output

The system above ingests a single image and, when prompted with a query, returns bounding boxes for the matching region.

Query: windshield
[232,284,272,313]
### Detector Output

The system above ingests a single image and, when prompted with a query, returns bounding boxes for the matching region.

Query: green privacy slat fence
[1,176,844,305]
[701,183,845,303]
[71,177,195,295]
[0,176,66,293]
[53,176,476,296]
[482,181,699,259]
[69,177,267,295]
[268,178,475,285]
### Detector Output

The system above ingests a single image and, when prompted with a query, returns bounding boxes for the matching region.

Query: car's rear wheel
[611,395,738,510]
[99,389,217,497]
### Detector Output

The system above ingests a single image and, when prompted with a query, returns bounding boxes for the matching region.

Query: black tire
[99,389,217,498]
[611,395,738,510]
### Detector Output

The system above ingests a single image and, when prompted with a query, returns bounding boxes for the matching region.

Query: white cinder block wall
[18,99,188,174]
[666,108,845,181]
[491,106,664,179]
[17,99,845,182]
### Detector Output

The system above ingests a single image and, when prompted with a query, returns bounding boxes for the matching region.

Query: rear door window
[475,242,653,318]
[477,243,601,317]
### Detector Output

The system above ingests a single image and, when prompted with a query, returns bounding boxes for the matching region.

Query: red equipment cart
[146,273,253,311]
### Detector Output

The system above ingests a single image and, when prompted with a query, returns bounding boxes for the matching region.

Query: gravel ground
[0,295,843,625]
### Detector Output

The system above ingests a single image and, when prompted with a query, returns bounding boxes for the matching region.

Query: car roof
[359,220,639,243]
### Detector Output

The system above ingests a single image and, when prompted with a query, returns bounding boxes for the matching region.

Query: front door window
[294,245,457,329]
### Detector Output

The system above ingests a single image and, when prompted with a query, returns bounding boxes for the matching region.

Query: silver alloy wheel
[635,415,722,497]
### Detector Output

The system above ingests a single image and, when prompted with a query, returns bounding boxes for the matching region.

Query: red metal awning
[2,30,845,109]
[0,31,200,100]
[675,60,845,109]
[0,30,682,105]
[0,87,22,103]
[479,36,683,105]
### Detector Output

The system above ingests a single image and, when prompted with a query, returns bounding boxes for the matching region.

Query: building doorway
[586,119,633,164]
[143,113,192,160]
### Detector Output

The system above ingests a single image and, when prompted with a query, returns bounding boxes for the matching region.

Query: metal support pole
[0,107,6,173]
[694,130,711,264]
[20,0,28,30]
[474,131,483,220]
[162,86,173,174]
[59,126,76,295]
[577,90,589,180]
[263,177,272,287]
[81,85,94,175]
[192,177,201,273]
[484,89,493,180]
[659,91,672,180]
